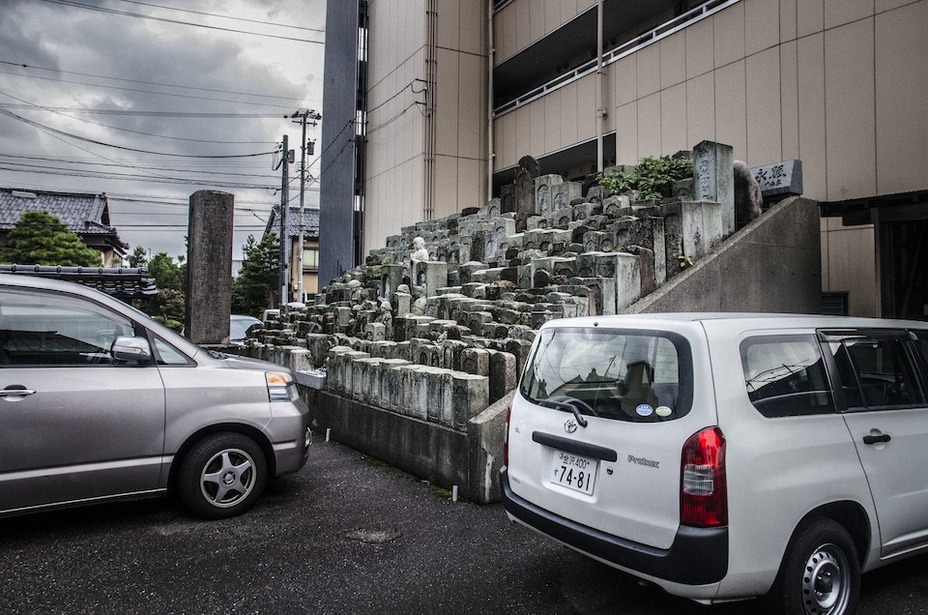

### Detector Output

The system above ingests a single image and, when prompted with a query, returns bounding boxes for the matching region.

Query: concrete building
[321,0,928,319]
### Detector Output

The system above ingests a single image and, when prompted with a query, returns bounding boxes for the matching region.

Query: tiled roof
[0,265,157,300]
[0,188,123,241]
[265,205,320,239]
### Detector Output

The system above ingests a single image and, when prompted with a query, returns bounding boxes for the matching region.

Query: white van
[502,313,928,614]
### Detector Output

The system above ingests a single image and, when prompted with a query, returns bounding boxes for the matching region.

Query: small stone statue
[411,236,430,262]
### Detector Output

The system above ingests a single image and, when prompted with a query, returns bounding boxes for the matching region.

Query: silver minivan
[502,313,928,615]
[0,275,310,519]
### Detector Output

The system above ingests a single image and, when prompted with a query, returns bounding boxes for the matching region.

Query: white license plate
[550,450,598,495]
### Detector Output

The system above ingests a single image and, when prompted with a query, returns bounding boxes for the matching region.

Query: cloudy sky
[0,0,326,261]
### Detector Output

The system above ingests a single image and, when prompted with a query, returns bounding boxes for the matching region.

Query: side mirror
[112,336,153,363]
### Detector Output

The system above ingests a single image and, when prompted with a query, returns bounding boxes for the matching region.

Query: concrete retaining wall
[303,387,511,504]
[627,196,821,313]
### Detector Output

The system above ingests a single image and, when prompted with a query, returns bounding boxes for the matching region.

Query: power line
[0,105,292,118]
[0,159,278,188]
[0,60,312,104]
[0,105,277,158]
[0,68,299,110]
[39,0,325,45]
[112,0,326,34]
[0,152,321,177]
[0,163,277,190]
[0,91,282,146]
[0,153,273,179]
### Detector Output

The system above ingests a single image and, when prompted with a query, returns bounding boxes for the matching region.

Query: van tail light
[680,427,727,527]
[503,400,513,467]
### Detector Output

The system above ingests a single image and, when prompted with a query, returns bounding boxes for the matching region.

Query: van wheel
[764,518,860,615]
[177,433,267,519]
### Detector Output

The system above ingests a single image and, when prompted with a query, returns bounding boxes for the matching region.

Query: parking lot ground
[1,439,926,614]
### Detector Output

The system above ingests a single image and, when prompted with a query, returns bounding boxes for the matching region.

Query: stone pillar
[693,140,735,236]
[661,201,723,274]
[534,175,563,216]
[185,190,234,344]
[553,181,583,210]
[381,264,406,299]
[413,260,448,297]
[515,169,534,214]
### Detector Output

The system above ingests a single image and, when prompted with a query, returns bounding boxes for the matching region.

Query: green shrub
[598,155,693,200]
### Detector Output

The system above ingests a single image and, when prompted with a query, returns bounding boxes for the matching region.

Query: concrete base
[303,388,511,504]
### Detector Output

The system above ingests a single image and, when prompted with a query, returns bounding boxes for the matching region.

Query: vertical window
[303,248,319,270]
[828,335,925,409]
[914,332,928,368]
[741,335,834,417]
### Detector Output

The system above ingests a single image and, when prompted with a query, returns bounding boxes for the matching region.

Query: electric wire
[0,90,281,146]
[0,60,311,104]
[39,0,325,44]
[0,105,277,158]
[0,68,300,110]
[112,0,325,34]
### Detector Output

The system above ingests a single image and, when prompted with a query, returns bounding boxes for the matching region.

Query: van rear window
[741,335,835,417]
[520,328,692,422]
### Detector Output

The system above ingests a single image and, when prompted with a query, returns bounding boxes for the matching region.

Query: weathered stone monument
[235,140,819,504]
[693,140,735,235]
[185,190,234,344]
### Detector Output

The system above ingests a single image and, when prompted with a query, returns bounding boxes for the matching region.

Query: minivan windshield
[520,327,692,422]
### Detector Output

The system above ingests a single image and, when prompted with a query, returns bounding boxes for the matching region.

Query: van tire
[763,518,860,615]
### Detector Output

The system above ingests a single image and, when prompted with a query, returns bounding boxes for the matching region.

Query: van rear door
[506,320,715,551]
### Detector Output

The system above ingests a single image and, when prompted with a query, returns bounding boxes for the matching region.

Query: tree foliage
[127,245,148,268]
[0,210,101,266]
[134,251,186,330]
[148,252,185,291]
[232,233,279,316]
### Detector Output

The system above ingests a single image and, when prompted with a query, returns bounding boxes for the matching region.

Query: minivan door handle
[0,385,37,399]
[863,433,891,445]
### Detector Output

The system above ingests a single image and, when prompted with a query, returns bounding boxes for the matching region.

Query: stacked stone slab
[241,141,744,435]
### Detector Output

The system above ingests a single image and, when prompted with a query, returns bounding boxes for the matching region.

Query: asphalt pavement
[1,439,926,614]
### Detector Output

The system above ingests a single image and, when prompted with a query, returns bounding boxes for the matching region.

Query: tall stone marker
[185,190,234,344]
[693,140,735,236]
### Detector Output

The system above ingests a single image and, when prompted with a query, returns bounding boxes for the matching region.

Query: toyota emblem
[564,418,578,433]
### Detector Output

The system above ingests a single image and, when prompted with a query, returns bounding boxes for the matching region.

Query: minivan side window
[741,335,834,418]
[912,332,928,376]
[0,289,136,366]
[828,335,925,410]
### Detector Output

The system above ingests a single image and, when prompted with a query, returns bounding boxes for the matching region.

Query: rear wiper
[538,398,589,428]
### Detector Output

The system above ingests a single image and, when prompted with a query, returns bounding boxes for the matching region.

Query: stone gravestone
[693,140,735,236]
[185,190,234,344]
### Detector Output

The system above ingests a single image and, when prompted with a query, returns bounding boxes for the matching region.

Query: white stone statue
[411,236,430,262]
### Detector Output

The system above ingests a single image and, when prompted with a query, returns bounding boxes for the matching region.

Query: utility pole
[289,109,321,303]
[274,134,293,306]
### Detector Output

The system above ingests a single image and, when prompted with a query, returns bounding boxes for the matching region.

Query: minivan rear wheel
[765,518,860,615]
[177,433,267,519]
